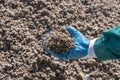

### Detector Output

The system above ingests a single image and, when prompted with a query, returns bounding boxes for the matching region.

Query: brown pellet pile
[1,0,120,79]
[45,31,74,54]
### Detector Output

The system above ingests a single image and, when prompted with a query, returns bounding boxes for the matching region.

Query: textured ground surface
[0,0,120,80]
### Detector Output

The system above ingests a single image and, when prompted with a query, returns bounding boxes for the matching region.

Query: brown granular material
[45,31,74,54]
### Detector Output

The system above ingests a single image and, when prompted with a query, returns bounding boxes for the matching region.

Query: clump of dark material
[46,31,74,54]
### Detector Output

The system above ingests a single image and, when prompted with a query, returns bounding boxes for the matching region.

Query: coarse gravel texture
[45,31,74,54]
[0,0,120,80]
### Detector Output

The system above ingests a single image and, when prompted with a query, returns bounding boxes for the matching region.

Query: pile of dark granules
[45,31,74,54]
